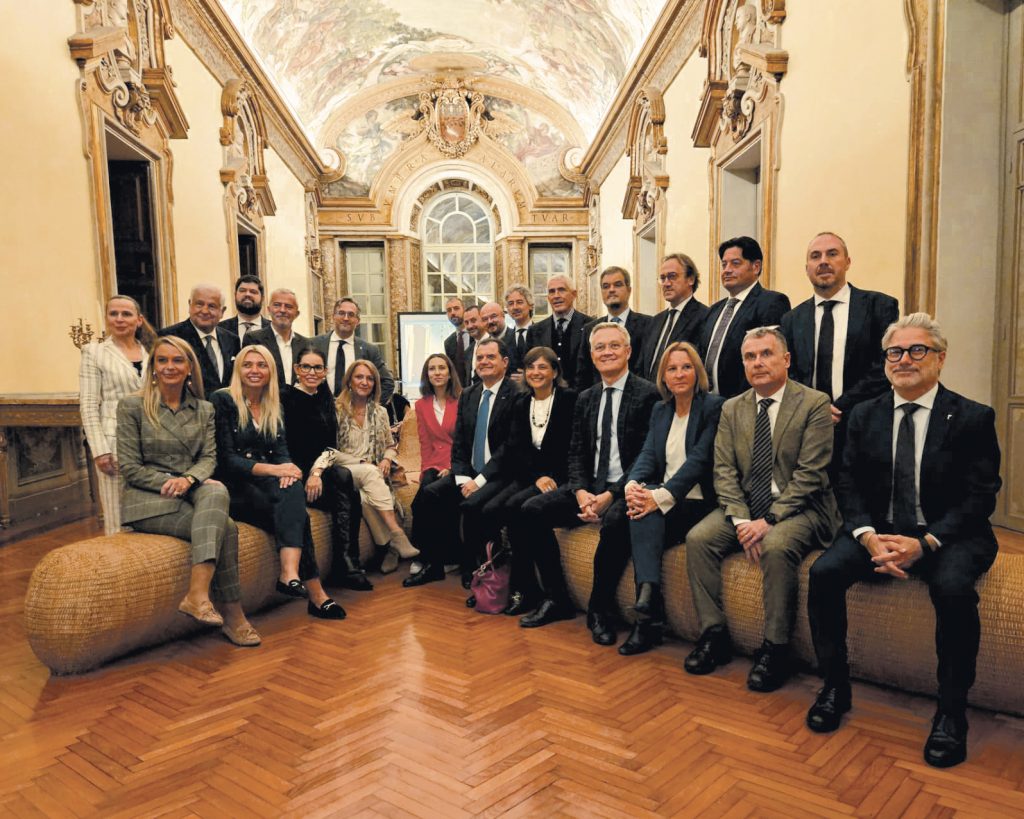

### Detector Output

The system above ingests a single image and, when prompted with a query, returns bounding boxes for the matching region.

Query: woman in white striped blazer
[79,295,155,534]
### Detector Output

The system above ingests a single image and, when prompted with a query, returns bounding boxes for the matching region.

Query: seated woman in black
[211,345,344,619]
[619,341,723,655]
[282,347,372,591]
[479,346,578,622]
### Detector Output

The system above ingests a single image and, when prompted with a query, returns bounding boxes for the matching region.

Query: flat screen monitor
[396,312,454,396]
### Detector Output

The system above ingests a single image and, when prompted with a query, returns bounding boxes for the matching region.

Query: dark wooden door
[108,160,160,326]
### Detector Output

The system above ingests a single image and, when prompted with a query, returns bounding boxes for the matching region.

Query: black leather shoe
[276,579,308,598]
[465,594,477,608]
[747,641,791,692]
[338,572,373,592]
[806,683,852,733]
[684,627,733,675]
[402,563,445,587]
[520,599,576,628]
[587,611,617,646]
[460,571,474,590]
[308,598,346,620]
[924,711,968,768]
[504,591,534,616]
[618,621,663,656]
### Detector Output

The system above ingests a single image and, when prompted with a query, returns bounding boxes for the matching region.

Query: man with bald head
[242,288,308,387]
[159,283,240,393]
[530,274,592,387]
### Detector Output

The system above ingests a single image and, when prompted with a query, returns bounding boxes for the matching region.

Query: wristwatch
[183,474,197,487]
[763,512,778,526]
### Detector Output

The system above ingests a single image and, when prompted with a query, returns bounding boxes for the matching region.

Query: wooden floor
[1,522,1023,818]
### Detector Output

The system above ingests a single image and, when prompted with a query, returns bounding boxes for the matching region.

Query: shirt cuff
[474,474,488,488]
[851,526,876,542]
[731,517,751,527]
[454,475,470,486]
[925,532,942,550]
[651,487,675,514]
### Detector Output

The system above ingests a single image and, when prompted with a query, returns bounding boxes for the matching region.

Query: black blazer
[220,315,268,340]
[627,391,725,505]
[209,389,293,489]
[781,284,899,413]
[576,311,653,390]
[242,326,309,388]
[159,319,239,395]
[698,282,791,399]
[640,298,710,379]
[449,378,518,482]
[837,385,1001,552]
[443,329,475,388]
[497,326,530,374]
[568,372,660,498]
[530,311,592,388]
[501,387,578,485]
[309,332,396,404]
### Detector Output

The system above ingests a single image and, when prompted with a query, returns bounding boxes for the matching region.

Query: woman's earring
[151,373,157,385]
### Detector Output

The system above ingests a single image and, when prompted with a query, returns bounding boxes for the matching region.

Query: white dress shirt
[813,283,850,400]
[237,316,265,342]
[594,370,629,484]
[708,282,757,395]
[272,326,294,383]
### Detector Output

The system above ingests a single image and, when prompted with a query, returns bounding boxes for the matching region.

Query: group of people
[79,234,1001,770]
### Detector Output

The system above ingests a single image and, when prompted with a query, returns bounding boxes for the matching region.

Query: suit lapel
[725,284,761,348]
[772,383,803,451]
[797,302,816,380]
[921,385,952,470]
[159,400,198,453]
[684,392,703,451]
[843,285,867,371]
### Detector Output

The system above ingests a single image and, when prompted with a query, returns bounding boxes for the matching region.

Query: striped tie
[748,398,774,520]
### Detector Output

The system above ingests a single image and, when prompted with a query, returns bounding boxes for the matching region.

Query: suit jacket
[568,373,660,499]
[502,387,578,485]
[640,298,709,380]
[241,325,309,387]
[450,378,518,482]
[415,394,458,475]
[79,338,147,458]
[310,332,396,404]
[159,319,239,395]
[837,385,1001,551]
[209,389,292,489]
[530,311,592,388]
[220,315,267,343]
[116,393,217,524]
[781,284,898,413]
[443,329,475,388]
[628,391,725,505]
[714,379,840,540]
[699,283,791,399]
[576,311,653,390]
[499,326,530,374]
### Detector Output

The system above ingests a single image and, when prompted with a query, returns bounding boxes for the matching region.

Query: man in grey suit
[684,326,840,692]
[312,297,395,402]
[242,288,307,387]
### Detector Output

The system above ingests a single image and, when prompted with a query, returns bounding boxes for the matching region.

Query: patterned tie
[650,308,679,378]
[472,388,493,473]
[891,403,920,532]
[333,340,347,396]
[815,300,837,400]
[594,386,616,490]
[203,335,221,381]
[706,298,739,392]
[241,321,254,341]
[748,398,774,520]
[556,318,567,344]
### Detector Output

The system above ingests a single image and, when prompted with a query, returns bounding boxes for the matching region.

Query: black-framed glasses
[297,364,326,373]
[884,344,938,362]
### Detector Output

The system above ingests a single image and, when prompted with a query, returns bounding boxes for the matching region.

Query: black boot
[330,499,372,590]
[618,620,664,655]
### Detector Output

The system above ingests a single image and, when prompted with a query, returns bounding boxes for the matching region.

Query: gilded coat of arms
[418,76,487,158]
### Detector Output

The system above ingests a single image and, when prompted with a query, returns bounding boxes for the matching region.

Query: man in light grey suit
[684,326,840,692]
[312,297,395,402]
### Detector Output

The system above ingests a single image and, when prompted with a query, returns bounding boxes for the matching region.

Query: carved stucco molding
[386,237,411,364]
[220,78,276,224]
[622,87,669,225]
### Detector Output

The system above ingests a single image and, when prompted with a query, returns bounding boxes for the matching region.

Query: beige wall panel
[0,4,98,392]
[163,36,232,320]
[263,147,314,336]
[598,152,635,307]
[773,1,910,303]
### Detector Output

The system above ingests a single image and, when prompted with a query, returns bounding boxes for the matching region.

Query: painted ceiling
[220,1,667,190]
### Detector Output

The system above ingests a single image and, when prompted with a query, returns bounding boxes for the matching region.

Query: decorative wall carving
[220,78,276,223]
[305,191,325,330]
[621,88,668,226]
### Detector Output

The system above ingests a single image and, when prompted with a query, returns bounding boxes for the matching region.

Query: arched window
[423,193,494,310]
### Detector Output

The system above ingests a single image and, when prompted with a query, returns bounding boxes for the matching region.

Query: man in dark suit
[699,237,791,399]
[577,266,652,390]
[806,314,1001,769]
[219,274,267,344]
[159,283,240,394]
[685,327,839,692]
[480,301,520,373]
[518,322,660,643]
[530,274,592,388]
[781,232,899,472]
[242,288,307,387]
[640,253,709,381]
[504,284,535,380]
[442,296,473,387]
[404,338,518,588]
[311,297,395,402]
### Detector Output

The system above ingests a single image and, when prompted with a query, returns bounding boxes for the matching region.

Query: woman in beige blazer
[117,335,260,647]
[79,295,155,534]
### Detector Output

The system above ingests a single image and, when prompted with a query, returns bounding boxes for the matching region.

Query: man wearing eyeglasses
[806,313,1002,769]
[312,297,395,402]
[639,253,708,381]
[242,289,307,386]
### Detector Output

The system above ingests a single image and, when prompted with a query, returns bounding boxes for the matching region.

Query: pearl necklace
[530,394,553,429]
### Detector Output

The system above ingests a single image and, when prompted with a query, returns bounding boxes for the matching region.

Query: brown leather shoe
[178,597,224,627]
[221,621,261,647]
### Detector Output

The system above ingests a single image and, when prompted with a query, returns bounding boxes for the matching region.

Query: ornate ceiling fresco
[220,0,667,199]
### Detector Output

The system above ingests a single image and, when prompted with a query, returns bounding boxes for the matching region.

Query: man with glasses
[242,288,307,386]
[640,253,709,381]
[577,267,652,390]
[312,297,395,401]
[805,313,1001,769]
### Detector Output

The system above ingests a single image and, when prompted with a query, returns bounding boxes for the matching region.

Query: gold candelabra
[69,319,106,350]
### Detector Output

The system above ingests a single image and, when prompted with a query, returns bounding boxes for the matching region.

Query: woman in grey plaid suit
[79,295,155,534]
[117,335,261,647]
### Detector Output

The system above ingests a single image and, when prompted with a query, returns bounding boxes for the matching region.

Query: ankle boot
[618,620,664,656]
[389,528,420,559]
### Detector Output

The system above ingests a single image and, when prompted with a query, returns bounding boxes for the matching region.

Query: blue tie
[611,316,622,324]
[472,388,492,473]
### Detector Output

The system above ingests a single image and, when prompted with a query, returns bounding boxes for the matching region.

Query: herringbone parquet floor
[1,521,1023,817]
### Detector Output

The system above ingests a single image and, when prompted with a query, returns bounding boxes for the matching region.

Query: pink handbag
[470,541,510,614]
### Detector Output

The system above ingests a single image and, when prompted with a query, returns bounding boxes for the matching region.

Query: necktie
[516,329,527,360]
[815,300,837,400]
[748,398,774,520]
[595,386,615,490]
[706,298,739,392]
[203,335,220,381]
[453,331,466,385]
[650,308,679,378]
[472,388,493,473]
[241,321,254,341]
[892,403,920,532]
[556,318,567,345]
[333,340,347,396]
[611,316,622,324]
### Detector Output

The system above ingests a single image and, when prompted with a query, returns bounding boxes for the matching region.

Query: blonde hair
[655,342,709,400]
[106,294,158,350]
[228,345,283,436]
[141,336,204,425]
[335,359,382,425]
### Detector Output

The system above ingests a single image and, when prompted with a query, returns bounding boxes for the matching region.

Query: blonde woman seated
[116,335,259,647]
[310,360,416,574]
[211,345,345,620]
[80,295,156,534]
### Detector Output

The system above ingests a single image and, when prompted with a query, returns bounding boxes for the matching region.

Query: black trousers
[808,529,997,713]
[481,481,549,602]
[309,464,364,578]
[629,497,715,587]
[411,472,508,570]
[229,475,319,581]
